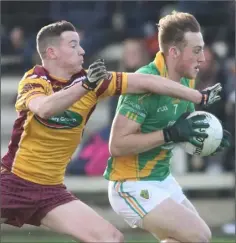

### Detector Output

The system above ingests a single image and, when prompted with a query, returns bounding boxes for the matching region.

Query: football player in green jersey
[105,12,231,243]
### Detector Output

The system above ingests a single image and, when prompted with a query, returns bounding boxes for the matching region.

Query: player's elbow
[109,140,130,157]
[37,109,52,120]
[109,144,120,157]
[28,96,53,119]
[109,141,123,157]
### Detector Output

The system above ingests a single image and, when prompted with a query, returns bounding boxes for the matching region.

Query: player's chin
[185,71,197,79]
[74,64,83,73]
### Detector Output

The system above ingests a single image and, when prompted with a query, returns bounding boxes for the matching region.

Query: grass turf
[1,231,235,243]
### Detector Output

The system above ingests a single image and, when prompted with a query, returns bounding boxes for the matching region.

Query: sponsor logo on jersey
[34,110,83,129]
[157,105,168,113]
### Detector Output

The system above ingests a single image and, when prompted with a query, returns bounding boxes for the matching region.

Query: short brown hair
[36,20,76,58]
[157,11,201,53]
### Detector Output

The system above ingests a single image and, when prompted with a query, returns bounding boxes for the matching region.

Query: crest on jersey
[140,189,149,199]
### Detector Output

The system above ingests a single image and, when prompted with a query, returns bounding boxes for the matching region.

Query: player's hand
[163,112,209,147]
[212,129,232,155]
[199,83,222,108]
[82,59,109,90]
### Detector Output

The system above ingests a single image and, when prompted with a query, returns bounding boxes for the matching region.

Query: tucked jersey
[104,52,195,182]
[2,65,128,185]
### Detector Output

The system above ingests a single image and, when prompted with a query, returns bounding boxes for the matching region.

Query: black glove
[199,83,222,108]
[212,129,232,155]
[82,59,109,91]
[163,112,209,147]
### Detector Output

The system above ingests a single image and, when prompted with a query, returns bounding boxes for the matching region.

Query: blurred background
[1,1,235,242]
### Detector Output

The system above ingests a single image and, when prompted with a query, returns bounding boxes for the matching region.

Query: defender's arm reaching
[125,72,222,108]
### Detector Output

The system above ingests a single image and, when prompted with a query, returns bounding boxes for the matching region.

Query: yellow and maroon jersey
[2,65,128,185]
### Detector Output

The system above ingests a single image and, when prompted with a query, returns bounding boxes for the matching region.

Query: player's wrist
[81,77,98,91]
[163,128,172,143]
[199,90,208,106]
[196,90,205,105]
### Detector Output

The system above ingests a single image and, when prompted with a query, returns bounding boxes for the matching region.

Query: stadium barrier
[64,173,234,192]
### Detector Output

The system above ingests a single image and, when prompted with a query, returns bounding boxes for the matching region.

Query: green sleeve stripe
[118,110,143,124]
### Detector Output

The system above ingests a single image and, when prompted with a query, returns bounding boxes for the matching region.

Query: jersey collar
[153,51,168,78]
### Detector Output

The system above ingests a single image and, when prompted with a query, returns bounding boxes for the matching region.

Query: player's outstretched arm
[28,59,107,119]
[126,73,222,108]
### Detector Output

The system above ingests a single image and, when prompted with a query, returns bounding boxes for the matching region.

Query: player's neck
[165,56,182,83]
[42,61,72,80]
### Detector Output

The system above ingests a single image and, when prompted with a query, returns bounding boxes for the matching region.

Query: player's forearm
[128,73,202,104]
[110,130,165,156]
[31,83,88,119]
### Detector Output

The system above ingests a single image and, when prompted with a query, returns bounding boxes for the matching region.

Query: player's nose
[78,46,85,56]
[198,51,205,63]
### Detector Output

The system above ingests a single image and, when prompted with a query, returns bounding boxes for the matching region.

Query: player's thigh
[142,197,211,242]
[181,197,199,215]
[40,200,123,242]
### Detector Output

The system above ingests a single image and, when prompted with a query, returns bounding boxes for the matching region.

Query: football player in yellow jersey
[107,12,230,243]
[1,20,222,242]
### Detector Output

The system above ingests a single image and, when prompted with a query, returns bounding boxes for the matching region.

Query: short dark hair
[36,20,76,58]
[157,11,201,53]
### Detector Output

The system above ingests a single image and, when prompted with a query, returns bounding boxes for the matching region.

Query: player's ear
[169,46,180,59]
[46,46,57,60]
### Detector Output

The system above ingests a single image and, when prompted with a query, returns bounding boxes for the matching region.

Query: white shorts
[108,174,186,228]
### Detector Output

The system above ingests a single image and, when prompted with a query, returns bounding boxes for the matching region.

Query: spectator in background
[1,26,24,55]
[119,38,151,72]
[223,59,235,172]
[49,1,115,64]
[66,98,116,176]
[116,38,152,116]
[195,46,227,122]
[188,46,228,173]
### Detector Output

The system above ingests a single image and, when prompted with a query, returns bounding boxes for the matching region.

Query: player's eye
[194,48,204,54]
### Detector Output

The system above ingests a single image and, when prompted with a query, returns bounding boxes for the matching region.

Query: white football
[179,111,223,157]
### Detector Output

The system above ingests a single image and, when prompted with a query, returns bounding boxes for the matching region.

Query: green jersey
[104,52,195,181]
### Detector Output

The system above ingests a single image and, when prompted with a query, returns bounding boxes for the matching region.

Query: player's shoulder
[135,62,159,75]
[20,65,51,85]
[119,91,152,108]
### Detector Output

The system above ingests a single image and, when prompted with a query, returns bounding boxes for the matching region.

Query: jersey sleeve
[117,94,148,124]
[96,72,128,100]
[15,77,49,111]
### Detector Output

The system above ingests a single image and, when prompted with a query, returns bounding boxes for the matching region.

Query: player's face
[175,32,205,79]
[55,31,85,74]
